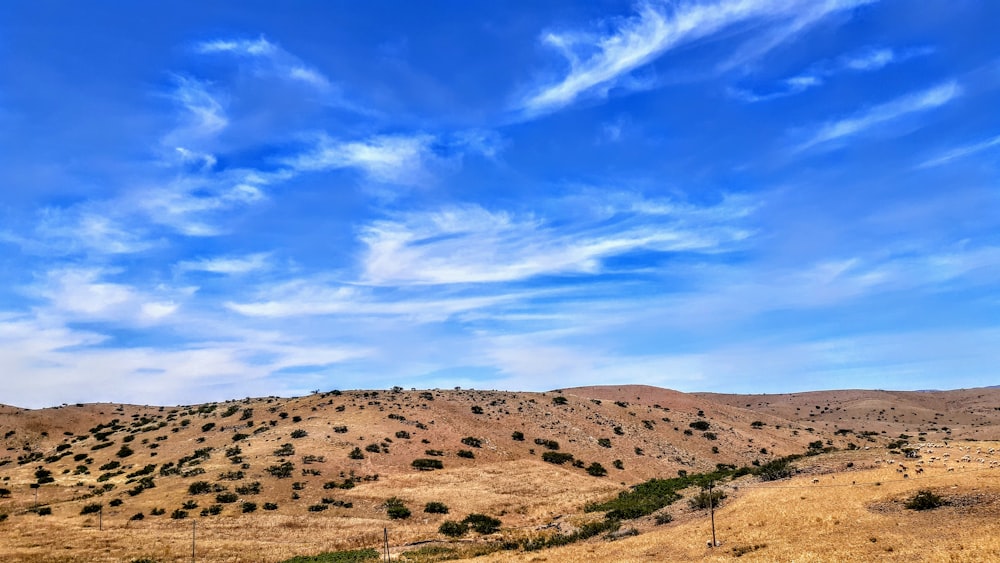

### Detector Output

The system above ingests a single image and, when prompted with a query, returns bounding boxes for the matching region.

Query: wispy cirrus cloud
[518,0,872,116]
[195,36,332,91]
[34,268,188,325]
[224,279,544,320]
[168,75,228,139]
[797,80,961,150]
[359,192,754,285]
[731,45,934,102]
[918,133,1000,168]
[177,253,272,275]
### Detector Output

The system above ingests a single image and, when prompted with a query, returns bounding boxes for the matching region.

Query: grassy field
[1,387,999,562]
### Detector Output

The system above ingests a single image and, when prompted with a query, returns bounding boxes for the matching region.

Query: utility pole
[709,481,717,548]
[383,527,390,562]
[192,520,196,563]
[99,505,103,531]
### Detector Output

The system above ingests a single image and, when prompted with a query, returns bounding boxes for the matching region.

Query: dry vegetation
[1,385,999,562]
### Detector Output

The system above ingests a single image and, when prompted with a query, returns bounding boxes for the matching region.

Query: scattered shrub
[905,490,947,511]
[290,429,308,439]
[411,458,444,470]
[541,452,574,465]
[511,431,524,441]
[456,450,475,459]
[81,503,102,515]
[462,513,501,534]
[689,420,710,431]
[170,509,188,519]
[424,502,449,514]
[586,462,608,477]
[439,520,468,537]
[460,436,482,448]
[385,497,411,519]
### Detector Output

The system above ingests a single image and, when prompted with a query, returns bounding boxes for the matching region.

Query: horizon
[2,1,999,409]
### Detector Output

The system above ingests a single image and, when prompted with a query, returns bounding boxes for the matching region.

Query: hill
[1,385,999,561]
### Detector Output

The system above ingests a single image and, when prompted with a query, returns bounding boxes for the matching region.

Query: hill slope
[1,385,999,562]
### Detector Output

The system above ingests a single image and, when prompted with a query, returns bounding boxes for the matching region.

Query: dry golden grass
[470,442,1000,563]
[2,387,1000,562]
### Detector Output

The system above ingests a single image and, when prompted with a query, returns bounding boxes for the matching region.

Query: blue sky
[1,1,999,407]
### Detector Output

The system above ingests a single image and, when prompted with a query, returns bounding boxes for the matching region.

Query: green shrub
[905,490,946,511]
[552,396,568,405]
[188,481,212,494]
[597,438,612,448]
[462,513,501,534]
[81,503,102,515]
[278,548,380,562]
[263,502,279,511]
[688,489,726,510]
[242,502,257,513]
[689,420,710,431]
[424,502,449,514]
[291,429,308,439]
[511,431,524,441]
[456,450,474,459]
[411,458,444,470]
[754,458,794,481]
[541,452,574,465]
[439,520,468,537]
[534,438,559,450]
[385,497,410,519]
[216,492,238,503]
[348,447,364,460]
[170,509,187,519]
[586,462,607,477]
[460,436,482,448]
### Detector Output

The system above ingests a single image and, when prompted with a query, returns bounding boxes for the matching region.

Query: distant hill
[2,385,999,562]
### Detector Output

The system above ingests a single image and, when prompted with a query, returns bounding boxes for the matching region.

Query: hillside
[1,385,999,562]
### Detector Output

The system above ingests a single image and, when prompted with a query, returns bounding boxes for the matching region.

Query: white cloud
[358,193,754,285]
[733,45,932,103]
[34,268,186,325]
[798,81,960,150]
[169,76,227,137]
[224,279,541,321]
[918,134,1000,168]
[520,0,872,115]
[196,37,277,56]
[177,253,272,275]
[285,133,436,185]
[196,36,332,92]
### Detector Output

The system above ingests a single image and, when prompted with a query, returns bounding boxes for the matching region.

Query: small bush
[411,458,444,470]
[460,436,482,448]
[456,450,475,459]
[511,431,524,441]
[542,452,574,465]
[188,481,212,495]
[129,512,145,521]
[263,502,278,511]
[597,438,612,448]
[385,497,411,519]
[905,490,947,511]
[552,396,568,405]
[170,509,188,519]
[81,503,103,515]
[242,502,257,513]
[348,447,364,460]
[216,492,238,503]
[424,502,449,514]
[689,420,710,431]
[586,462,608,477]
[654,512,673,525]
[290,429,308,439]
[439,520,468,537]
[688,489,726,510]
[462,513,501,534]
[308,504,329,512]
